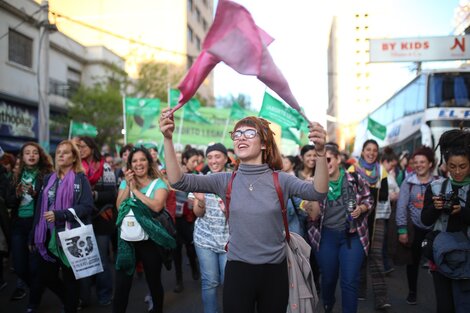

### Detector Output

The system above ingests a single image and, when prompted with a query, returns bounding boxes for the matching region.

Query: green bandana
[328,167,345,201]
[450,176,470,187]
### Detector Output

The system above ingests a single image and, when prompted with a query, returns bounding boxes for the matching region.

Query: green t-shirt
[119,178,168,198]
[18,168,39,218]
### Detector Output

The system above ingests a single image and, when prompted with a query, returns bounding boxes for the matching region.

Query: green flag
[367,116,386,140]
[259,92,300,128]
[70,121,98,137]
[124,97,161,142]
[184,98,212,124]
[169,89,180,108]
[229,102,247,120]
[282,127,301,145]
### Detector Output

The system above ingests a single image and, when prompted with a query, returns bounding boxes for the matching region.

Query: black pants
[407,225,429,294]
[36,254,79,313]
[223,259,288,313]
[174,217,197,282]
[113,240,164,313]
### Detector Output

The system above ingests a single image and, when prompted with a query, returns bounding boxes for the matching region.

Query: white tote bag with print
[58,209,104,279]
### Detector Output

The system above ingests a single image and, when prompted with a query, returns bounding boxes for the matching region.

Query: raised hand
[160,107,176,139]
[308,122,326,153]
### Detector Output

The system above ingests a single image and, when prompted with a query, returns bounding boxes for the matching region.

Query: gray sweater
[172,163,327,264]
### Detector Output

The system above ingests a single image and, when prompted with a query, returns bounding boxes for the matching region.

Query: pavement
[0,257,436,313]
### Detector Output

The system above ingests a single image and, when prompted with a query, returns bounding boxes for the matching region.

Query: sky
[213,0,462,125]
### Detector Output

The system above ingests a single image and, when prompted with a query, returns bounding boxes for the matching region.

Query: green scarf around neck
[328,167,345,201]
[450,176,470,187]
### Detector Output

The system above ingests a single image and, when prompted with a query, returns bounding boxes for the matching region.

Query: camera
[440,191,459,214]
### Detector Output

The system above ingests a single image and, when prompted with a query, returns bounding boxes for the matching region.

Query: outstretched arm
[160,108,183,184]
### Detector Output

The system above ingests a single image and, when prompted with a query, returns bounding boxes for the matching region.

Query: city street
[1,256,437,313]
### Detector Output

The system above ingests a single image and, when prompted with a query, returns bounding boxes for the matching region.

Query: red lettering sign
[450,37,465,52]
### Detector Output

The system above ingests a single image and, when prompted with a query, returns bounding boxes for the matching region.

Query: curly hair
[412,146,436,169]
[231,116,283,170]
[436,129,470,166]
[13,142,53,185]
[127,146,167,187]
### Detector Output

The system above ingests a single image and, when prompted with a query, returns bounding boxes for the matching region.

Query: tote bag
[120,179,158,242]
[58,209,104,279]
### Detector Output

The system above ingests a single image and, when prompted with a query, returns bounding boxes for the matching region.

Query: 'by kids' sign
[369,35,470,63]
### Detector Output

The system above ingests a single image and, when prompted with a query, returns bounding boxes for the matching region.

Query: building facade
[0,0,124,152]
[46,0,215,103]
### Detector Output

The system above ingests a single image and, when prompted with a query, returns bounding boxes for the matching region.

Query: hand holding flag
[169,0,310,123]
[307,122,327,153]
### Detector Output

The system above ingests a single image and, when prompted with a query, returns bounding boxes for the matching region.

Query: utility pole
[38,0,50,152]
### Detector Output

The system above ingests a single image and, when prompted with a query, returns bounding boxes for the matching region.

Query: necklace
[246,173,264,191]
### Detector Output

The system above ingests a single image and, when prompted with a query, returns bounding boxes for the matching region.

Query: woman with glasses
[307,144,373,313]
[160,110,328,313]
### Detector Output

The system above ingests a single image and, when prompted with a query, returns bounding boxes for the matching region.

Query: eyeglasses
[230,129,258,141]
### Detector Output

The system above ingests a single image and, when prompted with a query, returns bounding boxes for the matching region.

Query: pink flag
[170,0,304,119]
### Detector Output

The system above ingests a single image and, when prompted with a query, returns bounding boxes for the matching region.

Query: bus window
[428,73,470,108]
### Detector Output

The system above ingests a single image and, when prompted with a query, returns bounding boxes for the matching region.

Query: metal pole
[38,0,50,152]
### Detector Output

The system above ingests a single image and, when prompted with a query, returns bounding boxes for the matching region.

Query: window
[187,0,193,12]
[67,67,81,98]
[195,36,201,50]
[202,19,208,31]
[8,29,33,68]
[187,26,193,43]
[196,8,201,23]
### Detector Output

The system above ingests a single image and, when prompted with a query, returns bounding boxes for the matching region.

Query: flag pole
[177,106,184,146]
[122,94,127,144]
[221,114,230,143]
[68,120,73,140]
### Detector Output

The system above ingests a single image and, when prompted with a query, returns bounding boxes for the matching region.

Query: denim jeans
[80,234,113,304]
[315,227,365,313]
[195,245,227,313]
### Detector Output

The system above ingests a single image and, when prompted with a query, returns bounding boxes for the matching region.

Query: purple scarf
[35,170,76,261]
[356,157,380,186]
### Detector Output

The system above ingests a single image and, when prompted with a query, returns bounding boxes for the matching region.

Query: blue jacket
[433,231,470,279]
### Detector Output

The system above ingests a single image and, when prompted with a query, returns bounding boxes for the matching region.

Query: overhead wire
[50,10,199,59]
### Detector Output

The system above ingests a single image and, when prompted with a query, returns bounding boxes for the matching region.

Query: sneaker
[0,281,7,291]
[376,303,392,310]
[10,288,27,301]
[384,267,395,275]
[406,292,417,305]
[357,296,367,301]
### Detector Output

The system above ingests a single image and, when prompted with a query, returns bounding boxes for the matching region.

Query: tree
[67,82,123,148]
[216,93,252,109]
[133,61,185,101]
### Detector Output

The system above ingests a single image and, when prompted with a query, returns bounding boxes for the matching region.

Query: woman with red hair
[160,110,329,313]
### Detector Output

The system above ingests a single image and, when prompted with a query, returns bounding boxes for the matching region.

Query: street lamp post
[38,0,50,152]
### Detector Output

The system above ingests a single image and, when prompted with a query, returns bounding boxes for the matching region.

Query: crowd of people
[0,115,469,313]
